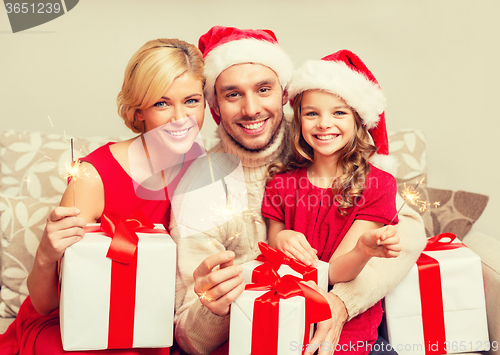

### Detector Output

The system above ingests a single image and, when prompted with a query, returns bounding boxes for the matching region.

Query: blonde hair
[117,38,204,133]
[268,91,377,215]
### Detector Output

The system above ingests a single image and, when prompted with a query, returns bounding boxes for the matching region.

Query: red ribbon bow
[417,233,466,355]
[245,268,331,355]
[83,210,166,349]
[253,242,318,284]
[424,232,466,252]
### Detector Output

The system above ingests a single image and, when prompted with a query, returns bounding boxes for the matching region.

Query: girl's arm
[27,162,104,315]
[268,219,319,267]
[328,220,400,284]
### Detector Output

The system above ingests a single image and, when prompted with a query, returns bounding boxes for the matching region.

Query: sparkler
[63,138,88,207]
[390,177,439,224]
[196,291,215,302]
[203,152,260,244]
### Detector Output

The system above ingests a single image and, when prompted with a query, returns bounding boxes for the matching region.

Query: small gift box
[229,268,331,355]
[242,242,329,292]
[60,211,176,351]
[384,233,489,355]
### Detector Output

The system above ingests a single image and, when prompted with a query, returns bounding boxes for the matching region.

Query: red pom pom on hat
[198,26,293,125]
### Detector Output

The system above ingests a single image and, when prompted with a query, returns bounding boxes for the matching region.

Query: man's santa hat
[198,26,293,125]
[287,50,398,175]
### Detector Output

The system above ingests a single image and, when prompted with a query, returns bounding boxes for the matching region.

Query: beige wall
[1,0,498,239]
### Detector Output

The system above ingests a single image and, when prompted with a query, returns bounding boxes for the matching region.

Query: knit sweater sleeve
[170,220,230,355]
[330,197,427,320]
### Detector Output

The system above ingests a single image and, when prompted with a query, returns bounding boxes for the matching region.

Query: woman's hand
[274,229,319,267]
[358,225,401,258]
[28,206,87,315]
[37,206,87,266]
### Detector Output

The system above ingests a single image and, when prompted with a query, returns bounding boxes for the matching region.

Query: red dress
[261,164,398,355]
[0,142,202,355]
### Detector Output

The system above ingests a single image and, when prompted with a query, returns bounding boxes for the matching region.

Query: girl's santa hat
[287,50,398,175]
[198,26,293,124]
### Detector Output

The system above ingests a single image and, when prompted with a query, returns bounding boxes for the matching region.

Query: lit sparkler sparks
[202,152,261,244]
[196,291,215,302]
[63,138,88,206]
[390,177,440,223]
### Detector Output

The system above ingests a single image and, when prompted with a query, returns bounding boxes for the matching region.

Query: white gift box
[241,259,329,292]
[229,289,313,355]
[384,239,489,355]
[60,223,176,351]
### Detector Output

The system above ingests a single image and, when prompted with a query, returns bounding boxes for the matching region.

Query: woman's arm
[328,220,400,284]
[27,162,104,315]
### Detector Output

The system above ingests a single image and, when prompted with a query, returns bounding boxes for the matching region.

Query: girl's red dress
[261,164,398,355]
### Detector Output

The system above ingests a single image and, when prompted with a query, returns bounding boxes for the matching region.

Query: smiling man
[169,26,427,355]
[213,62,287,151]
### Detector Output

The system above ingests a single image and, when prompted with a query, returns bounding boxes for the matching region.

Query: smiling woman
[0,38,205,355]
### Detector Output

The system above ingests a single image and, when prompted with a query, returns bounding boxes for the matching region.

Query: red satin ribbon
[83,210,167,349]
[424,233,466,252]
[417,233,466,355]
[245,269,331,355]
[253,242,318,285]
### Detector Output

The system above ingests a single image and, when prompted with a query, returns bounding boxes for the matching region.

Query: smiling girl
[262,50,401,355]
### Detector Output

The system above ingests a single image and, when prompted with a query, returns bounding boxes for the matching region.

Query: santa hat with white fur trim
[287,50,398,175]
[199,26,293,125]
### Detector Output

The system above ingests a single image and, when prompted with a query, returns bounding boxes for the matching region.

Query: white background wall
[1,0,499,239]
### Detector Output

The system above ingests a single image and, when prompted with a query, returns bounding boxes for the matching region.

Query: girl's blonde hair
[268,90,377,215]
[117,38,204,133]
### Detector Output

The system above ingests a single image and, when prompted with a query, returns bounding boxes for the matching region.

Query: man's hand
[303,281,348,355]
[358,225,401,259]
[193,250,245,316]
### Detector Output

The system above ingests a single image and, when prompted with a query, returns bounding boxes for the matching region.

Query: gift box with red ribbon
[242,242,329,292]
[229,261,332,355]
[384,233,489,355]
[60,211,176,351]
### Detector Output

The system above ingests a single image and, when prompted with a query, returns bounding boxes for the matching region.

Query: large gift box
[384,233,489,355]
[242,242,329,292]
[60,212,176,351]
[229,271,331,355]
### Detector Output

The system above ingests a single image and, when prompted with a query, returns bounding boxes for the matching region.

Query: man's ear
[212,99,220,116]
[282,90,289,106]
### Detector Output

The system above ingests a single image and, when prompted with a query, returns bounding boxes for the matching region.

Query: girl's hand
[358,225,401,259]
[37,206,87,266]
[274,229,319,267]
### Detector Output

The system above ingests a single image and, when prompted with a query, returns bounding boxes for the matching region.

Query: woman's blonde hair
[117,38,204,133]
[268,90,377,215]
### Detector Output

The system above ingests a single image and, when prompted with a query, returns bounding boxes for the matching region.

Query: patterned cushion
[388,129,428,183]
[426,187,489,240]
[0,194,56,317]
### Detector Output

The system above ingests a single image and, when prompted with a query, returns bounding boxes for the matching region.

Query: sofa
[0,128,499,354]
